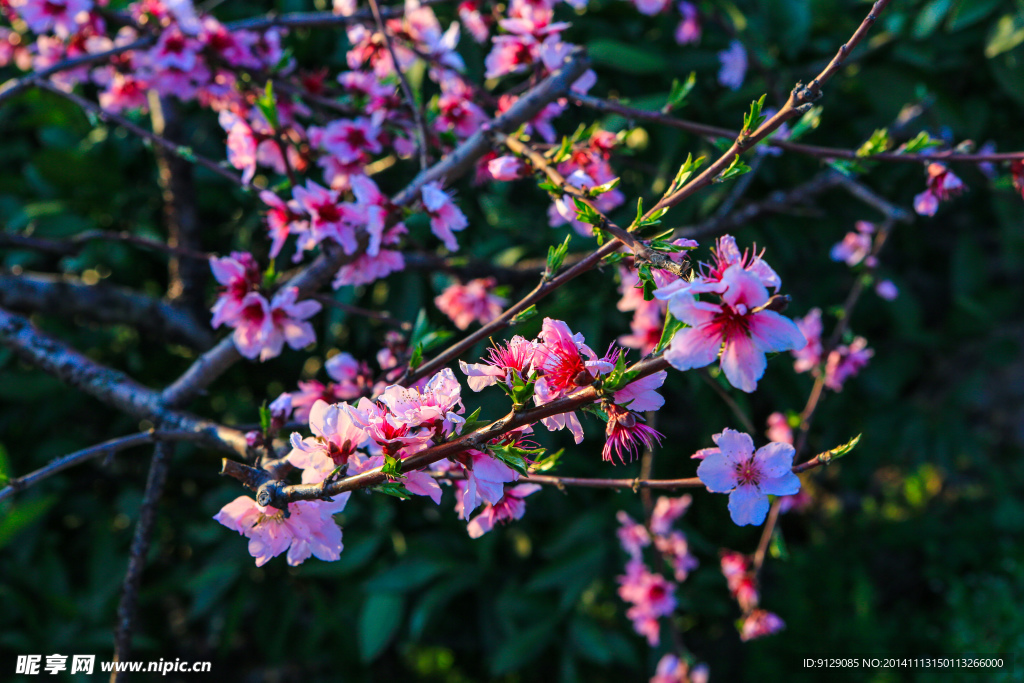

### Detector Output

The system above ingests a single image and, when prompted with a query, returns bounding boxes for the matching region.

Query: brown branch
[0,229,212,260]
[111,440,173,682]
[0,430,213,504]
[0,304,250,456]
[0,271,214,350]
[367,0,429,170]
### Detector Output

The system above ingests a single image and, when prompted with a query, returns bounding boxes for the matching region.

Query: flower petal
[720,332,765,393]
[728,484,770,526]
[696,453,738,493]
[748,310,806,354]
[753,441,796,478]
[664,325,721,372]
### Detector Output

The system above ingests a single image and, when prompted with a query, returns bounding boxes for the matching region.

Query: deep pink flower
[696,428,801,526]
[11,0,92,37]
[459,1,490,42]
[914,163,964,216]
[292,180,359,255]
[214,495,346,566]
[344,397,433,456]
[603,404,663,464]
[231,287,322,362]
[261,191,306,259]
[376,367,466,438]
[674,2,701,46]
[459,335,537,392]
[617,559,677,645]
[435,278,507,330]
[421,181,468,251]
[651,654,709,683]
[319,116,383,165]
[465,483,542,538]
[658,265,806,392]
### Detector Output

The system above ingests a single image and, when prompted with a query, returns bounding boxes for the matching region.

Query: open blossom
[465,483,542,538]
[650,495,692,535]
[791,308,823,373]
[718,40,747,90]
[209,252,262,328]
[696,428,801,526]
[289,399,368,472]
[655,531,699,582]
[651,654,709,683]
[720,549,759,610]
[11,0,93,37]
[325,352,372,398]
[657,264,806,392]
[914,162,965,216]
[830,221,875,267]
[765,412,793,445]
[487,155,528,181]
[459,335,537,392]
[377,368,466,438]
[232,287,322,362]
[421,182,469,251]
[617,559,677,645]
[435,277,507,330]
[824,336,873,391]
[214,496,345,567]
[454,447,520,518]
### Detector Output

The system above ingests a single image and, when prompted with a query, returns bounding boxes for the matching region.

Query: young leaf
[528,448,564,473]
[373,482,413,499]
[787,105,822,141]
[742,94,768,134]
[654,311,686,355]
[714,155,752,183]
[663,72,697,112]
[589,177,620,196]
[813,434,862,466]
[546,234,572,276]
[856,128,891,157]
[510,304,538,325]
[259,401,271,435]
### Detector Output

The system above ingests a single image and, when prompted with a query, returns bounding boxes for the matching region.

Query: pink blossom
[261,191,306,259]
[650,495,692,535]
[333,224,407,287]
[459,1,490,42]
[658,265,806,392]
[765,412,793,445]
[421,181,468,251]
[791,307,823,374]
[830,221,874,266]
[376,367,466,438]
[465,483,542,538]
[455,449,520,517]
[651,654,709,683]
[319,116,383,165]
[325,352,371,398]
[209,251,262,328]
[632,0,670,15]
[288,399,368,471]
[435,278,507,330]
[290,380,346,423]
[654,531,699,581]
[218,111,258,183]
[613,370,667,412]
[11,0,92,37]
[603,404,663,464]
[696,428,801,526]
[718,40,747,90]
[487,155,528,181]
[824,336,873,391]
[459,335,537,392]
[616,510,651,558]
[214,495,345,566]
[348,452,444,503]
[232,287,322,362]
[914,163,964,216]
[435,75,489,139]
[720,549,759,610]
[292,180,359,255]
[740,609,785,641]
[345,397,433,456]
[674,2,701,45]
[617,559,677,645]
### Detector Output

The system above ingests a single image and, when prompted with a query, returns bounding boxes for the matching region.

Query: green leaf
[408,344,424,370]
[551,136,574,164]
[986,13,1024,57]
[663,72,697,112]
[714,155,752,183]
[589,177,620,196]
[510,304,538,325]
[528,448,564,473]
[261,260,278,289]
[358,592,405,662]
[788,106,822,141]
[0,495,58,550]
[255,81,280,131]
[461,406,484,434]
[546,235,571,276]
[857,128,892,157]
[571,197,601,226]
[654,311,686,355]
[537,180,560,193]
[813,434,862,466]
[373,482,412,499]
[742,94,768,134]
[488,442,544,476]
[258,401,271,435]
[768,528,789,561]
[668,153,705,194]
[901,131,943,154]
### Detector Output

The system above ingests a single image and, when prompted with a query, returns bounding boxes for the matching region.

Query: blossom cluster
[615,495,697,646]
[719,550,785,641]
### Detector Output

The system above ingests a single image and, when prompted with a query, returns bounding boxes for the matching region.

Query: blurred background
[1,0,1023,680]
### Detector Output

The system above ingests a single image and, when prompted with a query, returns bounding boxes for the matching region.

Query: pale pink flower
[658,265,806,392]
[435,278,507,330]
[459,335,537,392]
[376,368,466,438]
[650,495,692,535]
[458,1,490,42]
[830,221,874,266]
[613,370,667,412]
[325,352,371,398]
[824,336,873,391]
[465,483,542,538]
[654,531,699,581]
[487,155,528,181]
[740,609,785,641]
[288,399,368,472]
[214,495,345,566]
[11,0,92,37]
[696,428,801,526]
[333,223,407,287]
[765,412,793,445]
[718,40,747,91]
[455,449,520,518]
[209,251,262,328]
[290,380,346,423]
[616,510,651,558]
[617,559,677,645]
[791,307,823,374]
[421,181,468,251]
[875,279,899,300]
[218,111,258,184]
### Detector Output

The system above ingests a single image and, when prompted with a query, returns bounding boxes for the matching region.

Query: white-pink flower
[421,181,468,251]
[696,428,801,526]
[435,277,507,330]
[464,483,541,538]
[214,495,346,566]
